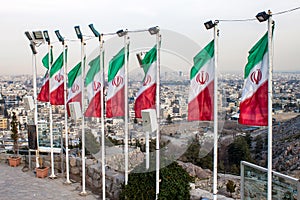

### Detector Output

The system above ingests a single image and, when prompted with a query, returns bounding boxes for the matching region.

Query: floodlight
[256,11,269,22]
[204,20,215,30]
[43,30,50,43]
[116,29,127,37]
[29,43,37,54]
[88,24,100,37]
[25,31,33,41]
[74,26,83,40]
[32,31,44,41]
[148,26,159,35]
[55,30,64,42]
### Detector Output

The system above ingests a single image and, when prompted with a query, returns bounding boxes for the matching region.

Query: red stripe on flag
[239,81,268,126]
[188,81,214,121]
[106,87,125,118]
[37,79,49,102]
[134,83,156,118]
[50,84,64,105]
[84,91,101,118]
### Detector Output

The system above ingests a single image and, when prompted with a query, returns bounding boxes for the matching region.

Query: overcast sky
[0,0,299,76]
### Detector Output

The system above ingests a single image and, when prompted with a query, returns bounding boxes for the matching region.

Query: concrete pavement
[0,162,100,200]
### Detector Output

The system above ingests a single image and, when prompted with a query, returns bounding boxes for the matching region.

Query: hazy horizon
[0,0,300,75]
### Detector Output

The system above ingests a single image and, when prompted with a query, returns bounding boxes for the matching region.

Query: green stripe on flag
[68,61,82,88]
[190,40,214,80]
[244,32,268,78]
[85,55,100,86]
[50,49,67,77]
[42,48,53,69]
[108,47,125,82]
[141,45,157,74]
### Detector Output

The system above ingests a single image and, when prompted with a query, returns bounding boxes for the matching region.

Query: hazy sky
[0,0,299,76]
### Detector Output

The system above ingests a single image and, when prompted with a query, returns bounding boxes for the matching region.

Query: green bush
[119,162,193,200]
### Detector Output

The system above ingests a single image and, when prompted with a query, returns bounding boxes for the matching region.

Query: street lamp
[54,29,70,184]
[24,30,44,169]
[116,29,127,37]
[147,25,161,200]
[204,19,219,200]
[43,31,50,44]
[25,31,33,41]
[256,10,273,200]
[88,23,106,200]
[204,20,216,30]
[74,25,87,196]
[42,30,56,179]
[116,28,130,186]
[88,24,100,37]
[54,30,64,43]
[148,26,159,35]
[256,11,270,22]
[32,31,44,42]
[74,25,83,41]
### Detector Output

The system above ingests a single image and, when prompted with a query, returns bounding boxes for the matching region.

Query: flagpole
[267,11,273,200]
[124,31,129,185]
[99,34,106,200]
[155,29,161,200]
[48,44,56,179]
[74,27,87,195]
[63,43,71,184]
[32,46,39,169]
[88,24,106,199]
[213,21,219,200]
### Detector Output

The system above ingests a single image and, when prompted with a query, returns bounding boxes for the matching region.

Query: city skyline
[0,0,300,75]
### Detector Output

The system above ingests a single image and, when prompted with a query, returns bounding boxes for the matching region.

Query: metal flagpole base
[49,174,57,179]
[79,191,88,196]
[64,180,72,185]
[213,193,217,200]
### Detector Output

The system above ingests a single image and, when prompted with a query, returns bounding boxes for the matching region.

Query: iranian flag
[50,50,66,105]
[84,55,102,117]
[106,47,126,118]
[67,61,82,116]
[134,45,157,118]
[37,50,53,102]
[188,40,214,121]
[239,31,269,126]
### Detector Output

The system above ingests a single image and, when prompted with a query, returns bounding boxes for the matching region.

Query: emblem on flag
[55,74,63,82]
[71,84,80,93]
[93,81,101,91]
[112,76,123,87]
[250,69,262,85]
[196,71,209,85]
[143,75,152,86]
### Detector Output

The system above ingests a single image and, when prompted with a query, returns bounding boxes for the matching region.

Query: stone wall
[0,147,144,200]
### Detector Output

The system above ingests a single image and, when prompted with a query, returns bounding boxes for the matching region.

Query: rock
[177,161,211,179]
[70,167,80,175]
[69,157,77,167]
[93,172,101,180]
[86,158,94,166]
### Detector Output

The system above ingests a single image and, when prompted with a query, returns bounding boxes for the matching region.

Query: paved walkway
[0,162,100,200]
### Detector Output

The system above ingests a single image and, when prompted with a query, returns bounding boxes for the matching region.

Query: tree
[10,112,19,156]
[244,133,252,149]
[226,180,236,197]
[228,136,252,168]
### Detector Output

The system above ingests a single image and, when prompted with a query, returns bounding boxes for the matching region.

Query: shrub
[119,162,193,200]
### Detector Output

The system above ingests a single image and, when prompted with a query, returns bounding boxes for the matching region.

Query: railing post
[240,161,245,200]
[297,179,300,200]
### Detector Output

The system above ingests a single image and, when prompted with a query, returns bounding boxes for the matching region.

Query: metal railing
[241,161,300,200]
